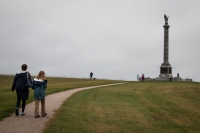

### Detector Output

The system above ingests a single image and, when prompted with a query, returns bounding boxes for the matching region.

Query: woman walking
[31,71,47,118]
[11,64,32,116]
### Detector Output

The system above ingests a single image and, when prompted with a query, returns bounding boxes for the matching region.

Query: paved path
[0,83,124,133]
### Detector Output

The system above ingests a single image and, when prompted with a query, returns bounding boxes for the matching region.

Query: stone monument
[159,14,173,79]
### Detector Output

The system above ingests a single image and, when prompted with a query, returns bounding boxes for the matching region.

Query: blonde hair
[36,71,46,80]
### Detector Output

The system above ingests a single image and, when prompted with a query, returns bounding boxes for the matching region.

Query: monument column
[163,24,170,64]
[159,14,172,79]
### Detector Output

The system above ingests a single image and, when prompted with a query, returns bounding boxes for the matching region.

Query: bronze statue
[164,14,169,23]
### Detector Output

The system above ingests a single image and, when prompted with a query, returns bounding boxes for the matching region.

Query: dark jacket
[142,75,145,79]
[31,78,47,100]
[11,71,32,100]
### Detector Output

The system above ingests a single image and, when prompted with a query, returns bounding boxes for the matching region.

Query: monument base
[173,77,182,81]
[159,74,173,79]
[138,76,192,82]
[159,63,172,80]
[156,74,173,81]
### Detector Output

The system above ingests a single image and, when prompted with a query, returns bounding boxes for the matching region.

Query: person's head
[21,64,27,71]
[36,71,46,80]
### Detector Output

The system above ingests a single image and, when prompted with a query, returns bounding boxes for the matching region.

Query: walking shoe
[42,113,47,117]
[21,112,25,116]
[15,108,19,116]
[35,115,40,118]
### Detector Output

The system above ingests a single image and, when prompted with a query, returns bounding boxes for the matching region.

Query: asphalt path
[0,83,124,133]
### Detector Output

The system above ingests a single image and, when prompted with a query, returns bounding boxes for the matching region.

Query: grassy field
[43,81,200,133]
[0,75,123,121]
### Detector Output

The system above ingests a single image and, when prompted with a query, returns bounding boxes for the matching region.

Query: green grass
[0,75,123,121]
[44,82,200,133]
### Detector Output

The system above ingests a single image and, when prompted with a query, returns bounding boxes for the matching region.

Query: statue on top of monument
[164,14,169,24]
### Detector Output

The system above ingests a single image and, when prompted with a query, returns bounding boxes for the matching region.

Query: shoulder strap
[26,72,29,79]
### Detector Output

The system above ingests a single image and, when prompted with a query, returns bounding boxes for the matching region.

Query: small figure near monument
[164,14,169,24]
[137,74,139,82]
[142,74,145,82]
[90,72,93,79]
[177,73,179,78]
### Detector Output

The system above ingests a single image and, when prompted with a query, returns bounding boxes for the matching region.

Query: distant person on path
[137,74,139,82]
[177,73,179,78]
[142,74,145,82]
[90,72,93,79]
[11,64,32,116]
[31,71,47,118]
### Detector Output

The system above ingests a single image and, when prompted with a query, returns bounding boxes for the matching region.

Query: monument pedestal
[159,62,172,79]
[159,74,172,79]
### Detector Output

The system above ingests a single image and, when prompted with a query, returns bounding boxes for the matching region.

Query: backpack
[25,72,31,88]
[15,72,31,90]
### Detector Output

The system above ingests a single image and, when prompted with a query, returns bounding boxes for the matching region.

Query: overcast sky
[0,0,200,82]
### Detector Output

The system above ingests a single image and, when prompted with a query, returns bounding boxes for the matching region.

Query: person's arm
[31,80,35,90]
[11,74,17,91]
[44,80,47,89]
[28,72,32,83]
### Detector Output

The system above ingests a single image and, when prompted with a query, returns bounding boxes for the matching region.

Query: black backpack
[15,72,31,90]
